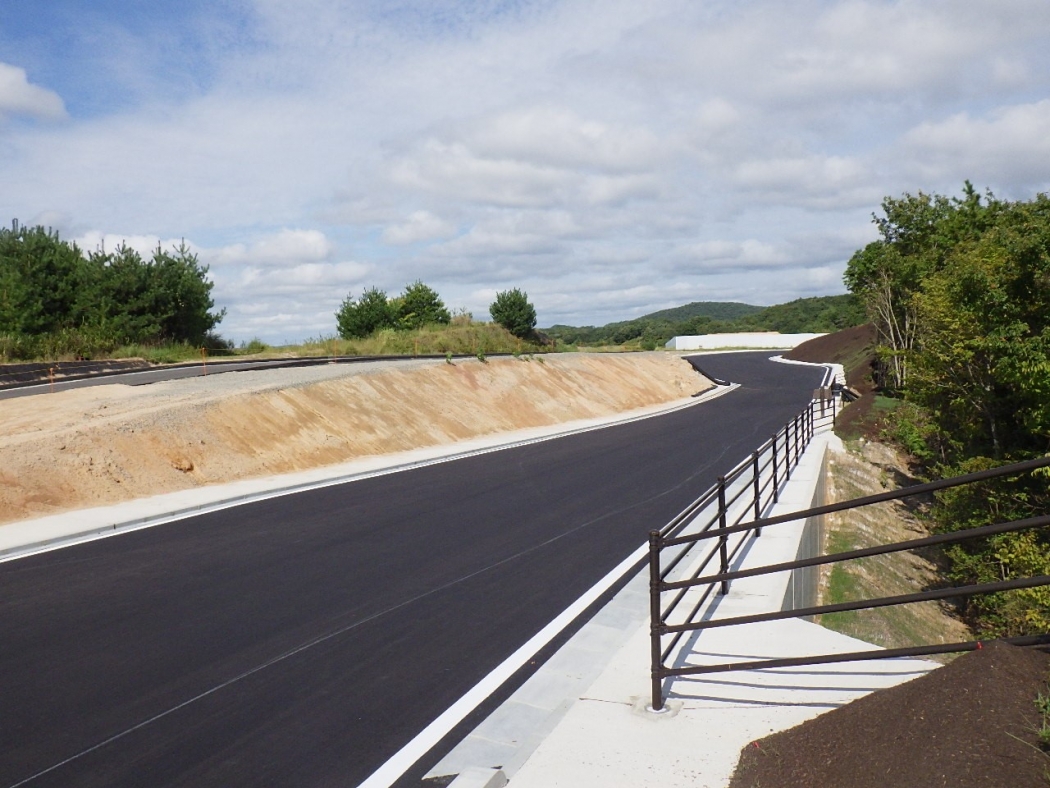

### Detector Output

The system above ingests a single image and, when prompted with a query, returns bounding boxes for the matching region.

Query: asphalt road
[0,352,825,788]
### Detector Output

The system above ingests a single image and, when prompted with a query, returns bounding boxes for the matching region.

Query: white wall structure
[665,332,825,351]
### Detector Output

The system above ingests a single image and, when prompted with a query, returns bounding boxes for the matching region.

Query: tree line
[845,183,1050,637]
[0,223,225,359]
[336,283,537,340]
[545,294,865,349]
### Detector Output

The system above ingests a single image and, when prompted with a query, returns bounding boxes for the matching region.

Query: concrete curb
[0,383,737,563]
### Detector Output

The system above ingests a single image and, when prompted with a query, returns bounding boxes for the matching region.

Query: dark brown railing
[648,451,1050,711]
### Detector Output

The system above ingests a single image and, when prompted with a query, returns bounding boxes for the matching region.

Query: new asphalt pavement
[0,352,825,788]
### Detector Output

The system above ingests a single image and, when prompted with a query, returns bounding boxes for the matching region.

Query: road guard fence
[648,437,1050,711]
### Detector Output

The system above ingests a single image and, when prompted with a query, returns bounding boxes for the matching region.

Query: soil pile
[0,352,708,525]
[787,323,881,437]
[730,642,1050,788]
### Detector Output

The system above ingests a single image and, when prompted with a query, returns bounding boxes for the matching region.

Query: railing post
[785,420,793,482]
[718,477,730,595]
[649,530,665,712]
[794,414,801,467]
[752,450,761,535]
[771,433,779,503]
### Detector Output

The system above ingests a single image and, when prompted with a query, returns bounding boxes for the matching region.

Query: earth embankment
[0,352,709,525]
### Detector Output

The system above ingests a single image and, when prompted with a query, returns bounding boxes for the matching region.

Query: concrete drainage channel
[431,431,836,786]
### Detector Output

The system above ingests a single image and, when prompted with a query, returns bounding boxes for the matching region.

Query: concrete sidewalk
[435,428,937,788]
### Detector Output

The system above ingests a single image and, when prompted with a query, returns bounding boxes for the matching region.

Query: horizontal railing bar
[657,634,1050,677]
[656,396,827,540]
[723,460,752,485]
[660,543,722,620]
[658,542,696,580]
[662,455,1050,548]
[663,574,1050,634]
[661,581,719,662]
[659,486,721,537]
[723,482,751,511]
[662,514,1050,592]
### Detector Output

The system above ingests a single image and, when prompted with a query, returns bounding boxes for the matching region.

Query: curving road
[0,352,825,788]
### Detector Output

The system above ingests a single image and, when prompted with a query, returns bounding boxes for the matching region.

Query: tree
[397,280,450,330]
[0,224,85,335]
[489,288,537,338]
[842,187,1050,636]
[844,183,1004,392]
[149,242,225,344]
[336,287,396,339]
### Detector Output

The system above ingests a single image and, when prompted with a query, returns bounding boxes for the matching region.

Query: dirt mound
[730,642,1050,788]
[785,323,875,390]
[786,323,885,438]
[0,353,709,525]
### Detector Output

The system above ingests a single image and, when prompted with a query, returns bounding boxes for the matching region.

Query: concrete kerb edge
[434,403,840,786]
[0,382,738,563]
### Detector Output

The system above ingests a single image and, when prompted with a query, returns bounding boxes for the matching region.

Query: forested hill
[544,294,863,349]
[638,301,763,323]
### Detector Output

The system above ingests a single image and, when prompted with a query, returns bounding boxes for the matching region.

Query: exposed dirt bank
[0,353,709,525]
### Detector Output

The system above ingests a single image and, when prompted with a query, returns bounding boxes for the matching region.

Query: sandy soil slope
[0,353,710,525]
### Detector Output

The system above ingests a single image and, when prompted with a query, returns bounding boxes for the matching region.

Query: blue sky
[3,0,1050,343]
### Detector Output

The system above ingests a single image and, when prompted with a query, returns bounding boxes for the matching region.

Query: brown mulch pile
[729,642,1050,788]
[785,323,882,438]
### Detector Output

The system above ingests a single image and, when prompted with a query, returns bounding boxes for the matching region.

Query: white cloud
[4,0,1050,341]
[208,228,334,268]
[0,63,66,121]
[381,211,456,245]
[72,230,191,258]
[902,100,1050,187]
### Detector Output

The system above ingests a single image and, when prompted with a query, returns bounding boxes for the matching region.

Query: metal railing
[646,390,838,709]
[648,448,1050,711]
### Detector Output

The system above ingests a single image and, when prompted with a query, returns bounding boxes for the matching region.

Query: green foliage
[336,287,396,339]
[0,223,224,360]
[878,400,934,462]
[639,301,763,323]
[489,288,537,338]
[543,294,863,348]
[844,185,1050,636]
[736,295,865,333]
[396,280,451,330]
[933,458,1050,638]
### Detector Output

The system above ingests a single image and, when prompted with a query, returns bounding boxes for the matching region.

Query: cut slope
[0,353,709,525]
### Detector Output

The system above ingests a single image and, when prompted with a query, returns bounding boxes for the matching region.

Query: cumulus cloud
[902,100,1050,187]
[5,0,1050,341]
[0,63,66,121]
[381,211,456,245]
[208,229,334,268]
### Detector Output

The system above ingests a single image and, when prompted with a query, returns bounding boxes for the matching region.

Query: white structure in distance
[665,332,825,351]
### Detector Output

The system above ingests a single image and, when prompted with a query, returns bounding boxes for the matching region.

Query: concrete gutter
[0,384,735,562]
[433,422,937,788]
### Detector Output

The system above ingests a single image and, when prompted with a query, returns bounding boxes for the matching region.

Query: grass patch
[816,445,971,659]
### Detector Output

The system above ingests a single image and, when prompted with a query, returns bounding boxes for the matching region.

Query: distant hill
[737,295,866,334]
[639,301,763,323]
[543,294,865,349]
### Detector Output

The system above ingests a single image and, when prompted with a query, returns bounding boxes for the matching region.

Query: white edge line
[356,541,650,788]
[0,383,739,564]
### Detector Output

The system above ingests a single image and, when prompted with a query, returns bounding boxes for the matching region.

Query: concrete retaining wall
[665,333,825,350]
[781,447,827,615]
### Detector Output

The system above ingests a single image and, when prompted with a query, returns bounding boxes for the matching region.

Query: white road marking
[356,541,650,788]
